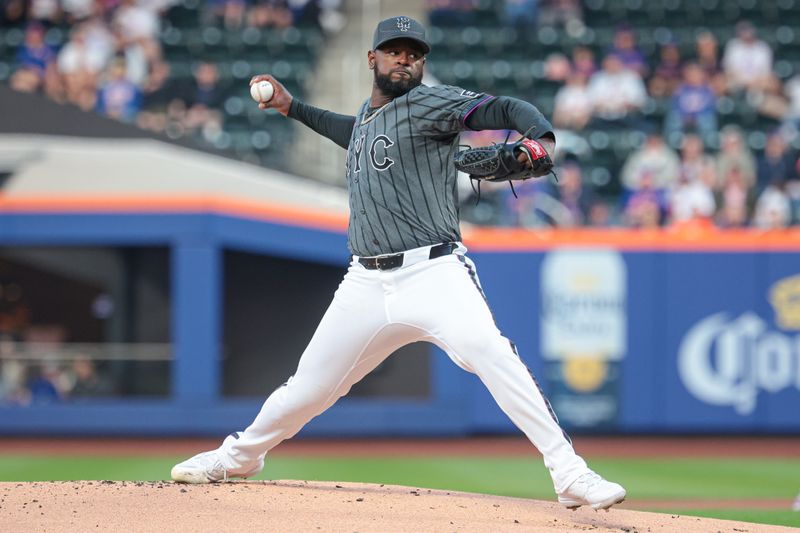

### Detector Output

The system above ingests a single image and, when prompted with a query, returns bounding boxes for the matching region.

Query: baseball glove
[454,138,554,183]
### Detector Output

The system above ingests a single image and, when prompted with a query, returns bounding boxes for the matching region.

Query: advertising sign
[540,250,627,429]
[676,273,800,418]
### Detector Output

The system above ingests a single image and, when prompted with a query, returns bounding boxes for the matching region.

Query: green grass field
[1,455,798,527]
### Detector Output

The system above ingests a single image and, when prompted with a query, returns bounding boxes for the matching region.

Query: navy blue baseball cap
[373,16,430,55]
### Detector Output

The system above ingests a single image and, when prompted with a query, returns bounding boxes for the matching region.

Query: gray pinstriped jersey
[345,84,493,257]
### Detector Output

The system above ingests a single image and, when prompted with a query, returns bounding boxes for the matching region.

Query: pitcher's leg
[442,333,588,493]
[220,320,420,472]
[398,256,588,493]
[171,264,412,482]
[172,315,419,483]
[172,314,412,483]
[216,266,406,472]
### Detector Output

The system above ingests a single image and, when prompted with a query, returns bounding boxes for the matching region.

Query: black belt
[358,242,458,271]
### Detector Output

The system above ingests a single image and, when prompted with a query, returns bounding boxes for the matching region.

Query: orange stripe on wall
[0,196,350,233]
[3,196,800,251]
[462,226,800,251]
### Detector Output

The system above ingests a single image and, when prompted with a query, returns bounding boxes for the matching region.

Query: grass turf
[654,509,800,528]
[0,456,797,527]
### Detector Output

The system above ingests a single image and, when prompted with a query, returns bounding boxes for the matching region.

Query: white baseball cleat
[557,472,626,511]
[171,450,263,484]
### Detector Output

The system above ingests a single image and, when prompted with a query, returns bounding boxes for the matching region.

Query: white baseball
[250,80,274,103]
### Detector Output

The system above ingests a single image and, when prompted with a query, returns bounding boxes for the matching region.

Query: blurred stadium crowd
[1,0,342,158]
[2,0,800,229]
[0,293,169,405]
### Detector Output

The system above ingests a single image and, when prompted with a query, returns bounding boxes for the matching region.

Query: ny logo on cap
[396,16,411,32]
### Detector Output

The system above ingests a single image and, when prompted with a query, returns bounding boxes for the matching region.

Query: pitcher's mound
[0,480,789,532]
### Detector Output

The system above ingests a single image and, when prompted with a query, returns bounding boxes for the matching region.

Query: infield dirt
[0,480,793,533]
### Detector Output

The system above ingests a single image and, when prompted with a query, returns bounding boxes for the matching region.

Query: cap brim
[374,36,430,55]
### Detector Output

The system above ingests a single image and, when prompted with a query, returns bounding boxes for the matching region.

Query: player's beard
[374,68,422,98]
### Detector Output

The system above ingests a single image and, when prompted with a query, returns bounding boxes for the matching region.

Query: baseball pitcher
[172,16,626,511]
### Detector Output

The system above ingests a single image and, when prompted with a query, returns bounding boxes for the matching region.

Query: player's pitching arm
[465,96,556,165]
[249,74,356,149]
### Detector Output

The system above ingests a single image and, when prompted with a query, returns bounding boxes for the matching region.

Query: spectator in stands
[717,203,749,228]
[82,15,117,63]
[180,61,226,140]
[623,171,666,228]
[544,53,571,83]
[648,41,682,98]
[9,65,43,93]
[754,75,791,123]
[16,22,55,78]
[95,57,142,122]
[317,0,347,34]
[136,58,173,131]
[571,46,596,78]
[678,134,717,188]
[26,363,63,405]
[668,171,715,226]
[588,54,647,129]
[114,0,161,43]
[723,21,773,94]
[587,201,612,227]
[184,62,226,108]
[610,25,647,78]
[757,132,798,195]
[620,132,680,192]
[10,23,56,94]
[544,159,596,226]
[781,74,800,139]
[57,23,109,110]
[717,204,750,228]
[62,0,97,24]
[108,0,164,88]
[0,298,33,406]
[57,23,110,80]
[754,180,793,229]
[695,31,726,96]
[716,125,756,191]
[249,0,293,29]
[289,0,322,27]
[501,178,551,227]
[120,34,161,88]
[28,0,61,26]
[715,166,754,228]
[503,168,598,228]
[2,0,27,26]
[69,357,115,398]
[502,0,538,29]
[553,73,591,130]
[664,62,717,143]
[0,330,24,405]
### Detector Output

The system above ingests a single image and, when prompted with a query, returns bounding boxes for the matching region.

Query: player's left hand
[516,137,554,168]
[453,136,555,183]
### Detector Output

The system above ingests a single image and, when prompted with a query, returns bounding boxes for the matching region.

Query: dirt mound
[0,480,790,532]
